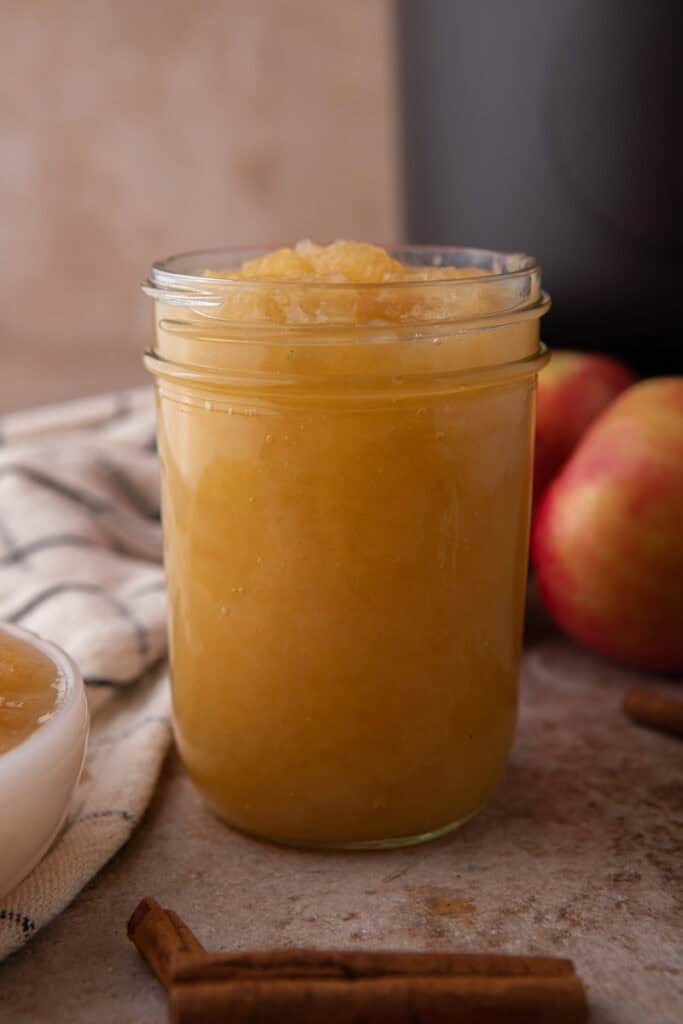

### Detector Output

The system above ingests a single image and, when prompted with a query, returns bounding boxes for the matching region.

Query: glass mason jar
[143,246,549,849]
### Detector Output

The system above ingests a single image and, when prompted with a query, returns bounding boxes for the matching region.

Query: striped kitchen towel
[0,388,172,960]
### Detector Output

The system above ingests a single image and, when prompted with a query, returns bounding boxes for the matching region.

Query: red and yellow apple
[532,377,683,671]
[534,350,635,499]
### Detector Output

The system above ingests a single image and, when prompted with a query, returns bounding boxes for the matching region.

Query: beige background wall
[1,0,399,411]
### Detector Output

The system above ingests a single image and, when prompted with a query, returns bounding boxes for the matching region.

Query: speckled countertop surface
[2,603,682,1023]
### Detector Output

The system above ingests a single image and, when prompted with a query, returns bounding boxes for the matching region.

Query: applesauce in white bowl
[0,623,88,897]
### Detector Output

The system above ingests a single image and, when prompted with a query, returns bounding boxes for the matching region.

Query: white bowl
[0,623,89,897]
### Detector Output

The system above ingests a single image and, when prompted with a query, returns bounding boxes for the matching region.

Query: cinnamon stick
[128,898,589,1023]
[170,975,587,1024]
[127,897,205,989]
[171,948,577,983]
[624,687,683,739]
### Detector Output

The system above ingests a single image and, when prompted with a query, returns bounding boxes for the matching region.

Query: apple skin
[534,351,636,500]
[532,377,683,672]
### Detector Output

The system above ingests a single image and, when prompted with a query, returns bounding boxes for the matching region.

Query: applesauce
[0,626,62,755]
[144,243,549,847]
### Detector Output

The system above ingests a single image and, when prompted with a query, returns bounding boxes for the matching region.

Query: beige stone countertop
[2,606,682,1023]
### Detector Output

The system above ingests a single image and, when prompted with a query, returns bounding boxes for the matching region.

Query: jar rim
[143,244,541,304]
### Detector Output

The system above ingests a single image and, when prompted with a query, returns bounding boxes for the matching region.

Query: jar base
[217,806,483,851]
